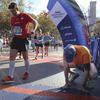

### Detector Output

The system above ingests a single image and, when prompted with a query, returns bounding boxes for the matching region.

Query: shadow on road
[0,61,62,87]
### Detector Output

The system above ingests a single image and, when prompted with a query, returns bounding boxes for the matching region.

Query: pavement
[0,47,100,100]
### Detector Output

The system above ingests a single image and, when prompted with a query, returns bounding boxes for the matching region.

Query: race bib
[13,26,22,35]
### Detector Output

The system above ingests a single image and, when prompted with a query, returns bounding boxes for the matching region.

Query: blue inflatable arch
[47,0,89,48]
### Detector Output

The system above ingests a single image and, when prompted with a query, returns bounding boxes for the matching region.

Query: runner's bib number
[13,26,22,35]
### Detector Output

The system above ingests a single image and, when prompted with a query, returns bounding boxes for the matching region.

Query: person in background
[2,2,38,83]
[16,50,22,59]
[43,32,52,56]
[0,37,3,54]
[31,33,36,52]
[35,31,44,59]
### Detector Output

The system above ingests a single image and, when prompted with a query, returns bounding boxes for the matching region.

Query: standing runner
[2,2,38,83]
[44,32,52,56]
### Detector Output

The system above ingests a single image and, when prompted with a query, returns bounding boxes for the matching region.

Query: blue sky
[24,0,100,17]
[24,0,49,14]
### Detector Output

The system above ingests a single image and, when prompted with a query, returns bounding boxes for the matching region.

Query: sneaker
[22,72,29,80]
[41,55,43,58]
[59,84,71,92]
[69,73,80,82]
[97,75,100,79]
[33,57,37,60]
[2,76,14,83]
[35,57,37,60]
[45,52,46,55]
[19,56,21,59]
[83,81,94,90]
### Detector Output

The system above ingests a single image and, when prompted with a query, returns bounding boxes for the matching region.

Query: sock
[24,59,30,73]
[9,61,15,78]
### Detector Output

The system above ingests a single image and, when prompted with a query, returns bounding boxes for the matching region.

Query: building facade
[88,1,96,25]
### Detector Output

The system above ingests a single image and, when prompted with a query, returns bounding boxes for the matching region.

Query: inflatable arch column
[47,0,89,48]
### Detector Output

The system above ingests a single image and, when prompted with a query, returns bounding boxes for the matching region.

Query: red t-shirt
[11,13,34,39]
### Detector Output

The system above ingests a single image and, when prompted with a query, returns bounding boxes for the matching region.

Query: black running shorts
[10,37,29,52]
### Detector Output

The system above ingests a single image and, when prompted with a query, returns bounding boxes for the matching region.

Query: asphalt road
[0,47,100,100]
